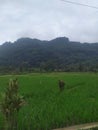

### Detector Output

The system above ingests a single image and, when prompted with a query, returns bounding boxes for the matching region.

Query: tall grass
[0,72,98,129]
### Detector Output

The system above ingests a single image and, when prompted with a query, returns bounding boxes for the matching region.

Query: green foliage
[0,37,98,73]
[0,73,98,129]
[0,78,25,130]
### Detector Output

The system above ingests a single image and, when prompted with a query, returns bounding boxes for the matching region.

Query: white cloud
[0,0,98,44]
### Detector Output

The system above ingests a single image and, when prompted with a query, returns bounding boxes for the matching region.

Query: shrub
[0,78,25,130]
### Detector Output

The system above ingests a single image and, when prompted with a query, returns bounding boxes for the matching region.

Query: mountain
[0,37,98,72]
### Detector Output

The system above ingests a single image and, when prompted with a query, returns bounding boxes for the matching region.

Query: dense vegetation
[0,37,98,73]
[0,72,98,130]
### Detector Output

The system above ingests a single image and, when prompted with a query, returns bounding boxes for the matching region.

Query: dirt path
[53,122,98,130]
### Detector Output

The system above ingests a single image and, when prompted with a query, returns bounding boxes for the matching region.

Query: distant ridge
[0,37,98,72]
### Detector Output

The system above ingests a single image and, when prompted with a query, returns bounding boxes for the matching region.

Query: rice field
[0,72,98,130]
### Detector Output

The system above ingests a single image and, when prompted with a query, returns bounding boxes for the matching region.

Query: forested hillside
[0,37,98,73]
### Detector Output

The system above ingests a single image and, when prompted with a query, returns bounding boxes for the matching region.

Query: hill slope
[0,37,98,72]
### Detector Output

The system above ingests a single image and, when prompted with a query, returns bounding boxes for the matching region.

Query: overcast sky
[0,0,98,44]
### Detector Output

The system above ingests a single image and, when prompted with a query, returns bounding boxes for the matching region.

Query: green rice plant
[0,72,98,129]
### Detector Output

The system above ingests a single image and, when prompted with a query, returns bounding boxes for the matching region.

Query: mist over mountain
[0,37,98,73]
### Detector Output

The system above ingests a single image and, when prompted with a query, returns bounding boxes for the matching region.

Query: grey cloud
[0,0,98,44]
